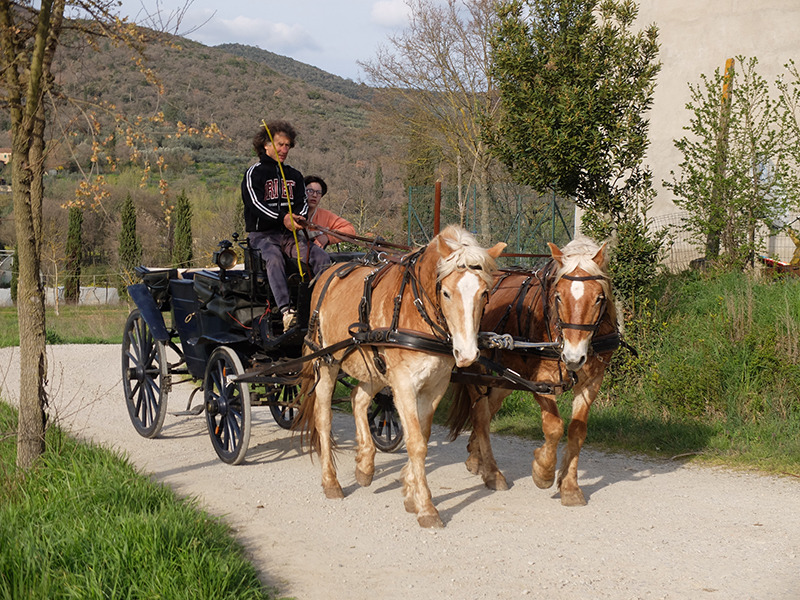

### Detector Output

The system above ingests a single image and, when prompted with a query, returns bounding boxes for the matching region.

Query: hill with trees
[1,30,408,272]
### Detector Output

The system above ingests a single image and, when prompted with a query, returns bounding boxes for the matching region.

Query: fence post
[434,181,441,236]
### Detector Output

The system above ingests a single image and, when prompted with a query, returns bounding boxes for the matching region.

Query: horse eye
[470,264,482,271]
[442,290,451,300]
[596,295,605,304]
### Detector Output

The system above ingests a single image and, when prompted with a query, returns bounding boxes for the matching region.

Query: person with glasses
[241,121,331,331]
[303,175,356,249]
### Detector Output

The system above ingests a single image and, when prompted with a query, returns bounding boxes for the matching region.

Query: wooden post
[434,181,441,235]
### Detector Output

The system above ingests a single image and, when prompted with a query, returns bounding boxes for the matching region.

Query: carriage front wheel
[203,346,252,465]
[121,309,169,438]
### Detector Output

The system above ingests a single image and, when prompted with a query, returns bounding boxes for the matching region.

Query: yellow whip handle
[262,120,304,278]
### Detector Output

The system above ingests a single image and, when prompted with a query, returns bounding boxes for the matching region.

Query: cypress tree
[118,193,142,296]
[63,205,83,305]
[172,190,193,268]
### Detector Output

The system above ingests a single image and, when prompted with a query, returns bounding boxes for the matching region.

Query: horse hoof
[417,514,444,528]
[355,468,374,487]
[484,472,508,491]
[532,470,554,489]
[560,489,587,507]
[324,486,344,500]
[532,463,555,489]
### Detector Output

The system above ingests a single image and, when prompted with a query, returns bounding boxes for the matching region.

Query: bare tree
[359,0,500,243]
[0,0,194,469]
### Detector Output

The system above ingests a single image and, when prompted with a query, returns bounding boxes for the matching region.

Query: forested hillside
[215,43,372,101]
[0,30,408,271]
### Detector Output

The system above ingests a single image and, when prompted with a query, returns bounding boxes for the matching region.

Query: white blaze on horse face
[571,280,585,301]
[445,271,483,368]
[560,279,595,371]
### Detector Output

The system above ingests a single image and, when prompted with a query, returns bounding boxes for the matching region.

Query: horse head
[547,239,613,372]
[436,227,506,368]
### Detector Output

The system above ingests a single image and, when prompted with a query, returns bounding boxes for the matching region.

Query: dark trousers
[248,231,331,309]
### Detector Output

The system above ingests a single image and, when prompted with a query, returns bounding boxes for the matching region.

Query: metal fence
[407,184,576,268]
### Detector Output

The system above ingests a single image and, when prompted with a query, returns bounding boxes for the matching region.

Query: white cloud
[370,0,410,28]
[182,10,320,52]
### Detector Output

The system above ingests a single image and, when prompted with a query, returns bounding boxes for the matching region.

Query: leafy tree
[118,193,142,297]
[486,0,660,220]
[485,0,664,306]
[666,56,796,268]
[172,189,193,268]
[63,205,83,304]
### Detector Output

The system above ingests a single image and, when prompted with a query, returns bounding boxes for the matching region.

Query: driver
[241,121,331,331]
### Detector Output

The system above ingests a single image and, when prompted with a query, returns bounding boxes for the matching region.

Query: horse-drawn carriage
[121,233,403,465]
[122,226,628,527]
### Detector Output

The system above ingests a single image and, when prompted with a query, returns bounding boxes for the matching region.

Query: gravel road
[1,344,799,600]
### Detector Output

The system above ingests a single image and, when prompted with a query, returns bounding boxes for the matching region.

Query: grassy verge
[0,305,132,347]
[0,402,287,600]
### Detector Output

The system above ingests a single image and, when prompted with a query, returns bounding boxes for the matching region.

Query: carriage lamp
[213,239,237,271]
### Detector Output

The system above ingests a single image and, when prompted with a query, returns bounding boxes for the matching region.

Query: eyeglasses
[307,189,323,197]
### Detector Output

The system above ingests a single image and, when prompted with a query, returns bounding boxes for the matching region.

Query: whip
[262,120,304,278]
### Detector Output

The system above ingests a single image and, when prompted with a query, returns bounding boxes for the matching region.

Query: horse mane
[434,225,498,286]
[552,237,618,326]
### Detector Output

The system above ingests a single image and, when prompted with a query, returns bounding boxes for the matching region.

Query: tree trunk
[13,120,48,469]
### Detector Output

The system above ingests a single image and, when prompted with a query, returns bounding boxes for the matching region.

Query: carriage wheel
[368,388,404,453]
[121,309,169,438]
[203,346,252,465]
[269,383,300,429]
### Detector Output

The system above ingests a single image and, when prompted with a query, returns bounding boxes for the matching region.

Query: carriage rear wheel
[269,383,300,429]
[368,388,404,453]
[203,346,252,465]
[122,309,169,438]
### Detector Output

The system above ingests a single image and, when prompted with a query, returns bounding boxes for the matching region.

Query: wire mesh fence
[407,184,576,268]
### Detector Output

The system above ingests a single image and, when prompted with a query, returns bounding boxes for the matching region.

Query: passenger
[303,175,357,249]
[241,121,331,331]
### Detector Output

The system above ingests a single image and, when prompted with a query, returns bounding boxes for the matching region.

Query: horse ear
[437,234,455,258]
[592,243,609,268]
[548,242,563,266]
[487,242,506,259]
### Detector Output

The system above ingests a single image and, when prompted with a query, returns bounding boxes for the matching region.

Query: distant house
[0,149,9,164]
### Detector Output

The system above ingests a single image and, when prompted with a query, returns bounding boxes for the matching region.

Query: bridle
[553,273,609,341]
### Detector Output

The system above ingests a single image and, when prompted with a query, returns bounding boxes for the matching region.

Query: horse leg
[557,374,602,506]
[397,378,448,528]
[351,381,381,488]
[532,394,563,490]
[314,365,344,499]
[470,388,509,491]
[463,385,488,476]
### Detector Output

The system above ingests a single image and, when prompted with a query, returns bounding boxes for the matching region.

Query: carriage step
[170,405,205,416]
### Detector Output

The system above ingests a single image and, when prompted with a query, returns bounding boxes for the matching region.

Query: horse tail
[445,382,473,442]
[292,360,321,457]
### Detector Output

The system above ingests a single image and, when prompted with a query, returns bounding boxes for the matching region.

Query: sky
[116,0,415,81]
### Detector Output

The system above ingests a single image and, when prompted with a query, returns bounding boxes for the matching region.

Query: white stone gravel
[1,344,799,600]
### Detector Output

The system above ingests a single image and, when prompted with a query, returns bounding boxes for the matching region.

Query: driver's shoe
[282,308,297,331]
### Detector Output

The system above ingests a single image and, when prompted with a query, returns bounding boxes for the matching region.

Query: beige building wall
[638,0,800,216]
[632,1,800,266]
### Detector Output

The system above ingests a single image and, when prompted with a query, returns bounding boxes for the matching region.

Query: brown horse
[295,226,505,527]
[448,238,619,506]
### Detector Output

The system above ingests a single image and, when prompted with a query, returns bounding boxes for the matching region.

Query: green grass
[0,305,132,347]
[0,402,287,600]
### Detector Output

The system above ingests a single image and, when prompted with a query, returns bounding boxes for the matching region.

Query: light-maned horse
[447,238,619,506]
[295,225,505,528]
